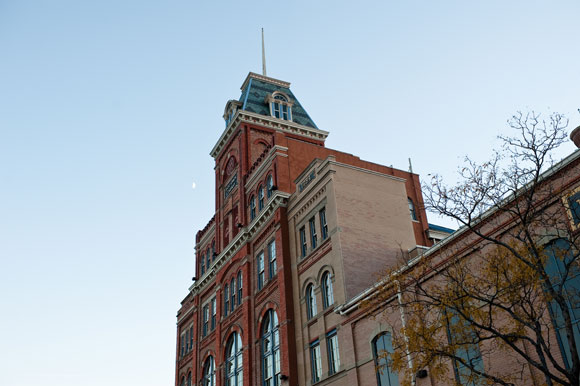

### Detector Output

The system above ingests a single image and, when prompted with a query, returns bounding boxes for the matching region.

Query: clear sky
[1,1,578,385]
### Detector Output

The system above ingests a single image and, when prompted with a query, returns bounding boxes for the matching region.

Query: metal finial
[261,28,267,76]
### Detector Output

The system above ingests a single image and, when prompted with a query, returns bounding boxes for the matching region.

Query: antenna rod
[261,28,267,76]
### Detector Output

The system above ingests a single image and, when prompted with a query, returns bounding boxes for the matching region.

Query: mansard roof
[238,72,318,129]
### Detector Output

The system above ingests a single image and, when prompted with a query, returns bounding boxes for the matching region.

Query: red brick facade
[174,73,431,386]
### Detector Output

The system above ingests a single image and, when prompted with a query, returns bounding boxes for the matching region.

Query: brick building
[174,72,439,386]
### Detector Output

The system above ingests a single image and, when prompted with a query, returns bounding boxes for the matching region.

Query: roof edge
[240,72,291,91]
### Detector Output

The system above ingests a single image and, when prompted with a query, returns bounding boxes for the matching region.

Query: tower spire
[261,28,267,76]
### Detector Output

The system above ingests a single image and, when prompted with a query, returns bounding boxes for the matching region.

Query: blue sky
[1,1,579,385]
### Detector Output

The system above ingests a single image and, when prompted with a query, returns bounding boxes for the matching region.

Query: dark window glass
[545,238,580,368]
[262,310,280,386]
[230,278,236,313]
[250,196,256,220]
[306,284,317,319]
[445,308,484,385]
[300,227,307,257]
[268,240,277,279]
[322,272,334,308]
[310,340,322,383]
[237,271,243,305]
[258,252,265,290]
[258,186,264,210]
[373,333,399,386]
[202,305,209,337]
[327,329,340,375]
[319,208,328,240]
[309,217,317,249]
[408,198,417,221]
[224,284,229,316]
[267,175,274,198]
[202,356,215,386]
[211,297,216,330]
[225,332,243,386]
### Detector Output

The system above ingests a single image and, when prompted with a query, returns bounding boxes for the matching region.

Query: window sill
[311,368,346,386]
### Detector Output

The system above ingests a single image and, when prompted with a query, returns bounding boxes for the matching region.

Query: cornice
[189,191,291,295]
[210,111,329,159]
[197,222,216,249]
[240,72,290,91]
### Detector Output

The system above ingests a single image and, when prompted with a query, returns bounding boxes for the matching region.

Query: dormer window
[223,100,242,128]
[266,92,293,121]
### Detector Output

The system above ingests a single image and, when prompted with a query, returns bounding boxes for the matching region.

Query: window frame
[250,196,256,220]
[321,272,335,309]
[225,332,243,386]
[309,217,317,250]
[261,310,281,386]
[319,208,328,241]
[310,339,322,383]
[230,278,236,313]
[258,185,265,211]
[202,356,215,386]
[326,329,340,375]
[299,226,307,258]
[224,284,230,316]
[267,175,274,198]
[257,251,265,290]
[268,239,277,279]
[237,271,243,305]
[372,332,399,386]
[306,284,317,320]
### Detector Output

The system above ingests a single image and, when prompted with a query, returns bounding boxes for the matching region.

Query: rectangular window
[230,282,235,313]
[180,334,185,358]
[202,305,209,337]
[211,297,216,330]
[273,102,280,118]
[224,285,229,316]
[327,330,340,375]
[189,326,193,350]
[310,340,322,383]
[185,330,189,353]
[201,258,205,275]
[446,308,483,385]
[300,227,307,257]
[319,208,328,240]
[309,217,317,249]
[237,272,243,305]
[257,252,265,290]
[281,104,289,120]
[268,240,277,279]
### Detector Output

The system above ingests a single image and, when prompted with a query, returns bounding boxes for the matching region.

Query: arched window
[237,271,243,305]
[267,175,274,198]
[262,310,281,386]
[206,249,211,272]
[258,185,265,211]
[372,333,399,386]
[270,93,292,121]
[408,198,417,221]
[321,272,334,308]
[202,356,215,386]
[224,284,229,316]
[211,241,216,262]
[230,277,236,313]
[180,376,185,386]
[544,238,580,368]
[250,196,256,220]
[306,284,317,319]
[225,332,243,386]
[187,372,192,386]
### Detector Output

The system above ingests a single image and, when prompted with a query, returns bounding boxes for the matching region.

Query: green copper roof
[238,75,318,129]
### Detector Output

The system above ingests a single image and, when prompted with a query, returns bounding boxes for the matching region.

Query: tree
[368,112,580,386]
